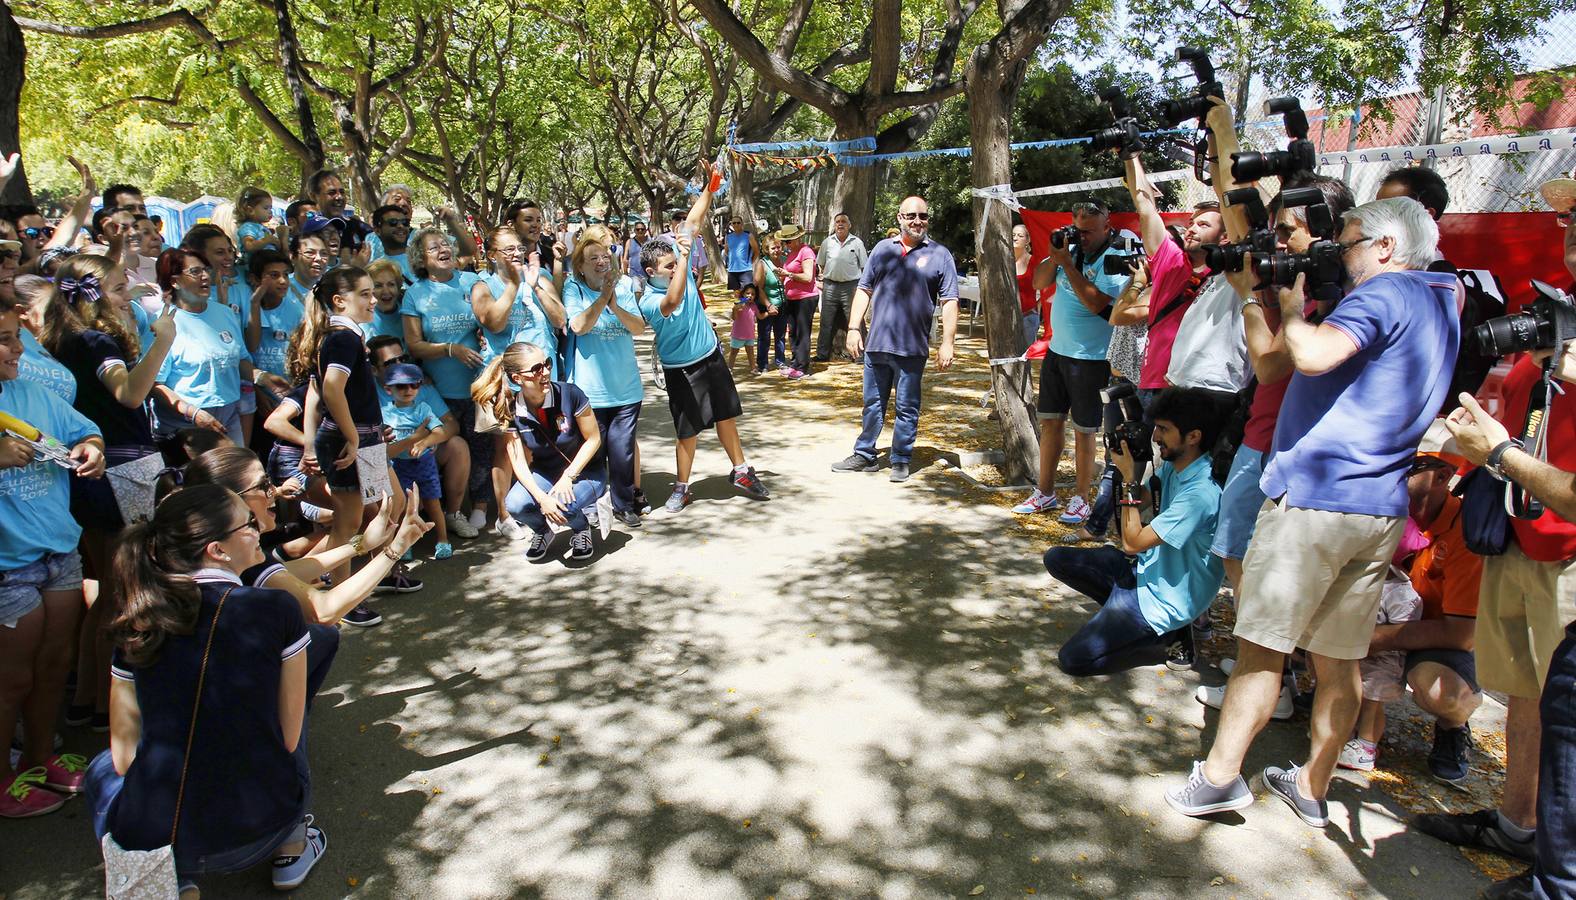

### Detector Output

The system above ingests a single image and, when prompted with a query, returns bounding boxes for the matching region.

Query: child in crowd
[236,186,283,266]
[728,285,758,372]
[1340,525,1429,771]
[380,362,453,558]
[248,248,299,398]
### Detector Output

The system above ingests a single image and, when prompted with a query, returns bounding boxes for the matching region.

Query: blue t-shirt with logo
[1048,236,1131,361]
[379,397,441,460]
[1135,455,1225,635]
[0,379,100,569]
[212,274,251,326]
[157,301,252,408]
[254,296,305,379]
[401,271,483,400]
[1261,270,1459,517]
[639,272,718,368]
[18,329,77,404]
[562,276,644,408]
[481,273,559,375]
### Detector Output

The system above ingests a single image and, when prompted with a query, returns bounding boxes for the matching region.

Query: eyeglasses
[182,266,212,277]
[242,477,276,499]
[21,226,54,240]
[1337,236,1375,254]
[391,382,421,391]
[298,249,331,260]
[899,212,929,221]
[223,513,260,537]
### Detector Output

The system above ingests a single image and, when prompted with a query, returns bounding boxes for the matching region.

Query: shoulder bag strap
[170,586,232,846]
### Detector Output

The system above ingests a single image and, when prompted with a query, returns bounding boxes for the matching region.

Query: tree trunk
[968,60,1039,484]
[270,0,326,195]
[830,151,880,240]
[727,157,758,229]
[0,1,30,204]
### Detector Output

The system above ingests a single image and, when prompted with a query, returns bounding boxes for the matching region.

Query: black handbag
[1455,467,1511,556]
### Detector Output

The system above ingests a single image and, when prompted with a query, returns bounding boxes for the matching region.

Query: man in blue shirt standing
[831,195,959,483]
[1166,197,1460,831]
[724,215,760,292]
[1046,387,1225,675]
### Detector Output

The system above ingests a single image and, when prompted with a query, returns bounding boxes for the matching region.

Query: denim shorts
[0,551,84,627]
[1210,443,1267,561]
[391,453,442,500]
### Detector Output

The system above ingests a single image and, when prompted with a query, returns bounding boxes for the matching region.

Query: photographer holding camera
[1016,200,1131,523]
[1045,387,1226,675]
[1167,196,1460,829]
[1417,178,1576,900]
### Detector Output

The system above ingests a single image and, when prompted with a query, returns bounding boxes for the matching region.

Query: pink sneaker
[39,753,89,793]
[0,768,66,818]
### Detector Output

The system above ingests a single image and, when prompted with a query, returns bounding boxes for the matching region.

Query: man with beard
[372,205,415,282]
[1046,387,1226,675]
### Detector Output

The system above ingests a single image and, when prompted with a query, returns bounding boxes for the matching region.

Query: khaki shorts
[1476,545,1576,698]
[1234,498,1406,660]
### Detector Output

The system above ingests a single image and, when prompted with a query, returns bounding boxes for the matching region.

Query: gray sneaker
[663,487,693,514]
[889,462,911,483]
[1262,764,1329,827]
[1165,761,1253,817]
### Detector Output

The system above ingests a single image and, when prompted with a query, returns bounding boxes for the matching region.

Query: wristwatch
[1485,439,1522,482]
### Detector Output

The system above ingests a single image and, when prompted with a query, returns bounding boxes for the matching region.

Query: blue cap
[300,213,346,236]
[383,363,424,386]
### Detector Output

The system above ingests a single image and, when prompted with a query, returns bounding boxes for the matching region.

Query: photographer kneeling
[1047,387,1225,675]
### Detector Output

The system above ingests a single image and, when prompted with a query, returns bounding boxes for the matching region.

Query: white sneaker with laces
[1057,495,1093,525]
[1011,489,1062,515]
[1195,682,1295,720]
[1337,739,1378,771]
[271,815,327,890]
[446,511,480,539]
[495,516,528,541]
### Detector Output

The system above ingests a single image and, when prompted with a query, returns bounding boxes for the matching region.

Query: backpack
[1433,260,1507,415]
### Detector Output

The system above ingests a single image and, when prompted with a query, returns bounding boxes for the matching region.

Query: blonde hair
[39,254,140,363]
[365,258,403,284]
[471,341,545,425]
[208,200,238,246]
[569,224,616,275]
[409,227,448,280]
[285,266,367,382]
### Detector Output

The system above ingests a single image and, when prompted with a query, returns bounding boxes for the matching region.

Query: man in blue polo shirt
[832,194,959,483]
[1045,387,1225,675]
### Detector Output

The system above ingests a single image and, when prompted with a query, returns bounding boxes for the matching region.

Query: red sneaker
[0,768,66,818]
[39,753,89,794]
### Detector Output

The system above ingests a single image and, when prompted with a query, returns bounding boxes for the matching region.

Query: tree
[0,1,29,203]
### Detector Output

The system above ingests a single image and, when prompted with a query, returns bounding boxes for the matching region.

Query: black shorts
[1037,351,1110,432]
[665,347,743,439]
[314,424,384,494]
[727,270,755,291]
[1404,647,1481,694]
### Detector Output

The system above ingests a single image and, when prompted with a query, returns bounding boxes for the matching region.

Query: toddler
[728,286,759,372]
[380,363,454,558]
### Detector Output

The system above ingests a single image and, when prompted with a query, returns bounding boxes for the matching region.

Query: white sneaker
[494,516,528,541]
[446,511,480,539]
[1337,739,1378,771]
[1195,682,1294,720]
[467,508,488,530]
[271,816,327,890]
[1011,489,1062,514]
[1057,495,1093,525]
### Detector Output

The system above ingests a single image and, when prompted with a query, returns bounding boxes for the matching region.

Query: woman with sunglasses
[82,485,329,894]
[151,247,253,448]
[0,289,107,818]
[473,342,604,561]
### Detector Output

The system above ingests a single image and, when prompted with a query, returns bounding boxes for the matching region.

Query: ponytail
[285,265,365,383]
[470,341,543,426]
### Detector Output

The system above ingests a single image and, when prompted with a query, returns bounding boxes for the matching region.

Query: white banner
[974,170,1192,203]
[1317,129,1576,169]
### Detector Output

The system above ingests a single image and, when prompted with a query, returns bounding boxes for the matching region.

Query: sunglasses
[391,382,421,390]
[223,512,260,537]
[21,226,54,240]
[1071,202,1107,215]
[382,218,411,228]
[380,354,415,367]
[524,361,551,377]
[899,212,929,221]
[242,476,277,499]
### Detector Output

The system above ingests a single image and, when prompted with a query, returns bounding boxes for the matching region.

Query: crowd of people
[0,94,1572,897]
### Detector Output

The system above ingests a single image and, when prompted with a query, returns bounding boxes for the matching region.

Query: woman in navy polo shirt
[83,485,328,892]
[474,342,605,561]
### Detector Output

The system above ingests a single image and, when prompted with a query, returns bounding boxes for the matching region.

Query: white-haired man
[1166,196,1461,830]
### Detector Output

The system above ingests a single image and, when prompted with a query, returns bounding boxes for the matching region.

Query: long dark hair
[111,485,246,666]
[183,445,261,494]
[285,265,366,383]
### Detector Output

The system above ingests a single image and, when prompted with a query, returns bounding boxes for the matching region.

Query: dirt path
[2,303,1506,898]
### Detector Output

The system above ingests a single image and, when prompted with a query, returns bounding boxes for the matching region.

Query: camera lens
[1471,314,1540,357]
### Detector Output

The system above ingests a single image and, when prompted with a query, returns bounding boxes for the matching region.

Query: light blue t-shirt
[237,221,276,265]
[0,379,100,569]
[415,381,450,419]
[1261,270,1459,517]
[639,272,718,368]
[1135,455,1225,635]
[362,307,406,343]
[212,274,251,332]
[481,273,559,376]
[725,231,754,273]
[1047,237,1131,361]
[379,396,441,460]
[130,302,156,351]
[18,329,77,404]
[157,300,252,408]
[255,295,306,379]
[401,271,483,400]
[562,276,644,408]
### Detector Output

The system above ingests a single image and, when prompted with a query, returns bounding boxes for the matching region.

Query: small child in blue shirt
[379,363,454,557]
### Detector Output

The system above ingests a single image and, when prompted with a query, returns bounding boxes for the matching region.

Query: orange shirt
[1409,493,1483,619]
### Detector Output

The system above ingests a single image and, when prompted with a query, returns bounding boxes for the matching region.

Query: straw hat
[1539,169,1576,213]
[775,224,806,242]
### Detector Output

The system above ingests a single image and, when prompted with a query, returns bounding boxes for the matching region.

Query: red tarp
[1019,209,1570,309]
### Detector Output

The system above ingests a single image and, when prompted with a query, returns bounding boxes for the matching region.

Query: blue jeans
[854,352,926,465]
[756,311,787,369]
[506,467,608,533]
[84,751,306,880]
[1045,544,1181,675]
[1537,622,1576,899]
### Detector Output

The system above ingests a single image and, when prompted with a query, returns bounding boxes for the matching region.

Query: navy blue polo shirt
[859,236,960,358]
[315,319,383,428]
[510,381,604,481]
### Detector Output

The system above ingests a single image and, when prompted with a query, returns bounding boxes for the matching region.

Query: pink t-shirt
[783,245,819,300]
[1138,238,1194,389]
[730,300,758,339]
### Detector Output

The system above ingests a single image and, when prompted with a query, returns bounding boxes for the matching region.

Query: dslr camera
[340,215,375,253]
[1231,98,1317,183]
[1101,380,1153,465]
[1103,235,1144,275]
[1158,47,1225,127]
[1252,186,1345,302]
[1205,188,1276,273]
[1473,280,1576,357]
[1050,225,1080,251]
[1087,86,1145,157]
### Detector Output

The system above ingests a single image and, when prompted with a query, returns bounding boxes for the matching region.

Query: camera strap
[1510,369,1558,519]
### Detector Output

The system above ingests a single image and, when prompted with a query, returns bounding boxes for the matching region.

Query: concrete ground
[2,323,1500,899]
